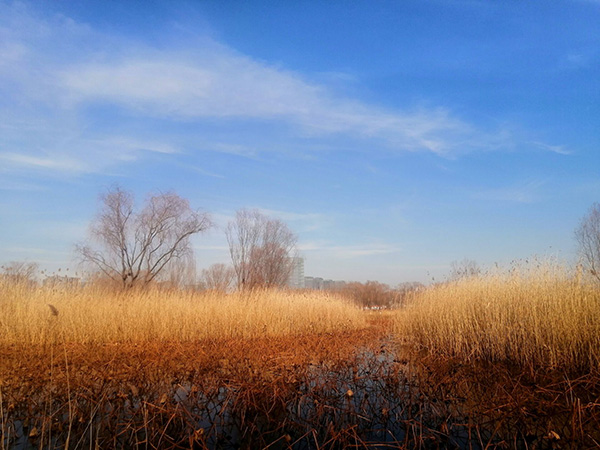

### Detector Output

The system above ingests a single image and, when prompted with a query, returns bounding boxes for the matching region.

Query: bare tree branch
[201,263,235,292]
[76,187,212,289]
[449,258,481,281]
[575,202,600,283]
[1,261,39,284]
[226,209,297,290]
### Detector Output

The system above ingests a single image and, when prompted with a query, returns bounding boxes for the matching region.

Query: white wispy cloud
[257,208,332,232]
[0,3,518,178]
[58,53,486,155]
[206,208,331,233]
[94,137,180,155]
[0,180,46,191]
[0,3,566,178]
[299,241,401,258]
[531,141,572,155]
[184,165,225,179]
[0,132,182,174]
[472,180,546,204]
[0,152,86,172]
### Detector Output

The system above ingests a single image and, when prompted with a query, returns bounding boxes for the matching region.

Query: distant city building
[288,258,347,290]
[322,279,335,290]
[287,257,305,289]
[304,276,314,289]
[303,276,346,290]
[312,277,324,290]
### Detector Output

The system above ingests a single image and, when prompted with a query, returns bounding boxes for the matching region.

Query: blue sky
[1,0,598,284]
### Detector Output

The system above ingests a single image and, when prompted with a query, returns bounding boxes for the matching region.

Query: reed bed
[0,279,366,346]
[4,275,600,447]
[396,263,600,372]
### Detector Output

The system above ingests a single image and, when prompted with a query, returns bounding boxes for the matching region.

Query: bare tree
[1,261,39,284]
[248,219,298,287]
[449,258,481,281]
[201,263,235,292]
[575,202,600,282]
[226,209,297,289]
[163,252,198,289]
[76,187,212,289]
[226,209,261,289]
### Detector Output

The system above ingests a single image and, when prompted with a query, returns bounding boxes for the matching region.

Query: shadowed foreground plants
[3,331,600,449]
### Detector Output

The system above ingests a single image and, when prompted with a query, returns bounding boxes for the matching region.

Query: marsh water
[3,346,568,450]
[4,340,575,450]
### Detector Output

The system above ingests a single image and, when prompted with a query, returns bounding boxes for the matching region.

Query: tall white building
[287,257,305,289]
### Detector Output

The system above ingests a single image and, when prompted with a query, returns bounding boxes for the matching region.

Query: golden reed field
[0,280,367,346]
[1,265,600,448]
[396,263,600,373]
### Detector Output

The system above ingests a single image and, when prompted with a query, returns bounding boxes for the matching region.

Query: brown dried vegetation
[2,272,600,449]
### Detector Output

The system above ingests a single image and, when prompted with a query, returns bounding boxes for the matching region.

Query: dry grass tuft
[0,280,366,346]
[396,262,600,372]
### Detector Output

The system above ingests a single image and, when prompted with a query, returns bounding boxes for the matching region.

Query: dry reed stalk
[0,384,5,450]
[0,279,366,347]
[396,262,600,372]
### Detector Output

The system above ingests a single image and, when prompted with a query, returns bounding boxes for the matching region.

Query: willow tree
[77,187,211,288]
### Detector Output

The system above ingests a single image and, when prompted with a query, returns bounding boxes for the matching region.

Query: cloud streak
[0,152,85,172]
[531,141,572,155]
[472,180,546,204]
[299,241,401,258]
[59,50,481,155]
[0,3,518,179]
[256,208,332,232]
[71,47,514,157]
[0,3,568,180]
